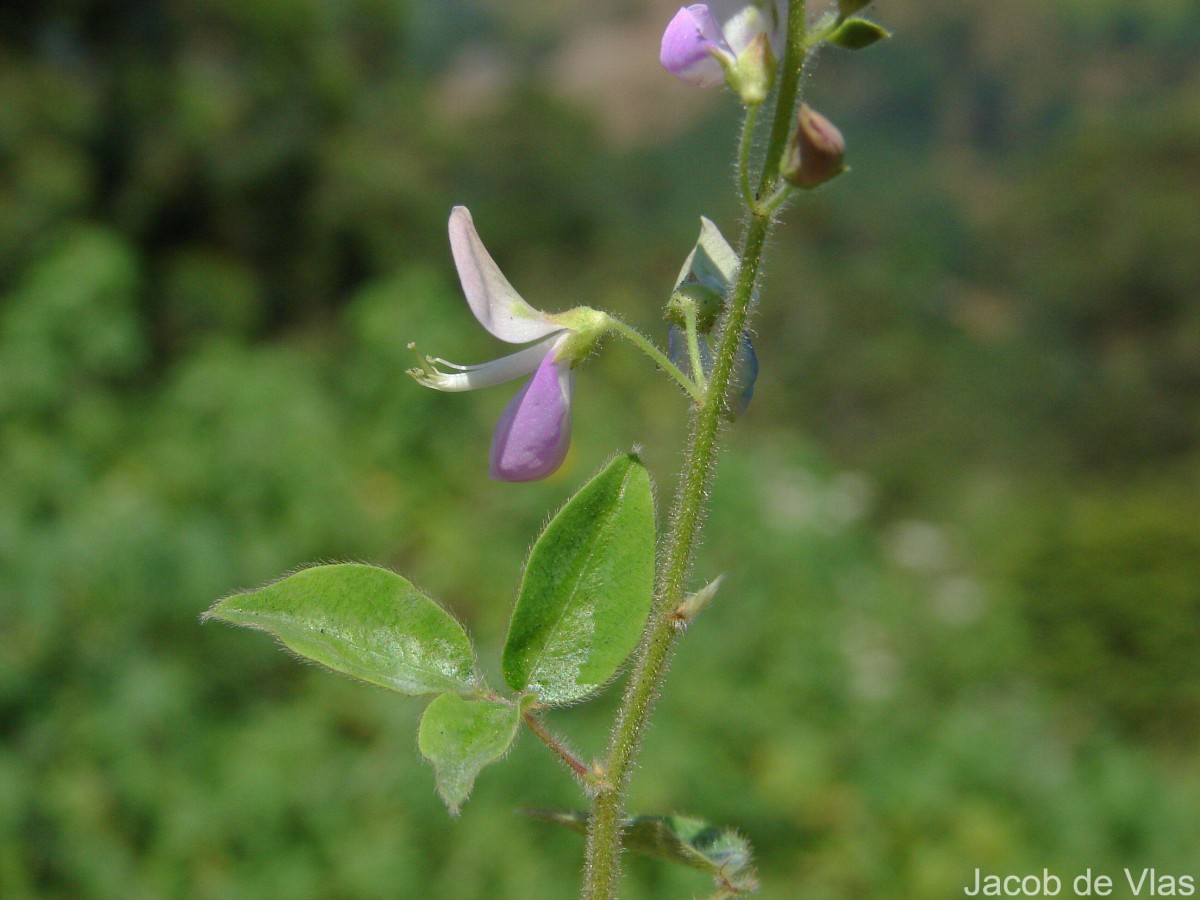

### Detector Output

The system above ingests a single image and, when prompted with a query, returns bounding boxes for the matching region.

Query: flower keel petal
[409,334,561,392]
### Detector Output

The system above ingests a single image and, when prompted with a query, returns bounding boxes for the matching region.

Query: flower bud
[670,574,725,628]
[781,104,846,189]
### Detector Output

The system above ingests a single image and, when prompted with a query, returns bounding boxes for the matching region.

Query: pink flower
[410,207,607,482]
[660,1,785,91]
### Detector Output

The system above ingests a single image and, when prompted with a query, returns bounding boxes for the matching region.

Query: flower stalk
[606,315,704,402]
[682,303,709,391]
[581,2,808,896]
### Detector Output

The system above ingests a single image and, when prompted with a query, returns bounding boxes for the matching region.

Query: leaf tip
[622,448,652,478]
[440,791,466,817]
[199,595,233,625]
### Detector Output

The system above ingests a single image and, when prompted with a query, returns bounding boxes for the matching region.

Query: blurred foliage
[2,0,1199,897]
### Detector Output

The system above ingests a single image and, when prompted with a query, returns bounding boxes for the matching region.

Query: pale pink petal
[411,334,560,392]
[448,206,562,344]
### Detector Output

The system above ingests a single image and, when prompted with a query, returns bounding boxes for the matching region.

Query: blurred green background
[3,0,1199,896]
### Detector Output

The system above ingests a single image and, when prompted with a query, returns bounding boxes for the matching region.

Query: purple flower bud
[782,104,847,189]
[490,349,573,482]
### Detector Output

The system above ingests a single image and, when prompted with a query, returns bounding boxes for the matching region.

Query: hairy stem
[581,4,808,896]
[607,314,703,402]
[523,710,595,783]
[737,103,760,208]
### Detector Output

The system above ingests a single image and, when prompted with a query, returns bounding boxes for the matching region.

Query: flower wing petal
[489,349,573,482]
[449,207,562,344]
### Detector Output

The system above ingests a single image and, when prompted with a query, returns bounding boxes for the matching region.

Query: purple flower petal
[660,5,728,88]
[489,349,573,482]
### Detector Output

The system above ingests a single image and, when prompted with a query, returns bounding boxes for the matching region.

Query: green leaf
[502,453,655,704]
[418,694,521,814]
[204,563,477,695]
[828,17,891,50]
[523,809,758,893]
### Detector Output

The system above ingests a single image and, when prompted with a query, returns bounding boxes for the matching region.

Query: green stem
[581,8,808,898]
[737,104,760,208]
[582,214,772,900]
[757,182,795,217]
[759,1,808,192]
[607,315,703,402]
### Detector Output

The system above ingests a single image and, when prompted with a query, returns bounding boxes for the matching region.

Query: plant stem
[756,182,794,217]
[523,710,595,783]
[581,5,808,897]
[759,1,809,192]
[582,211,771,900]
[607,315,703,402]
[737,104,760,208]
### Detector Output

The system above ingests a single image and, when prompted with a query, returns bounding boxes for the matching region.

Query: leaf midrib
[234,607,472,693]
